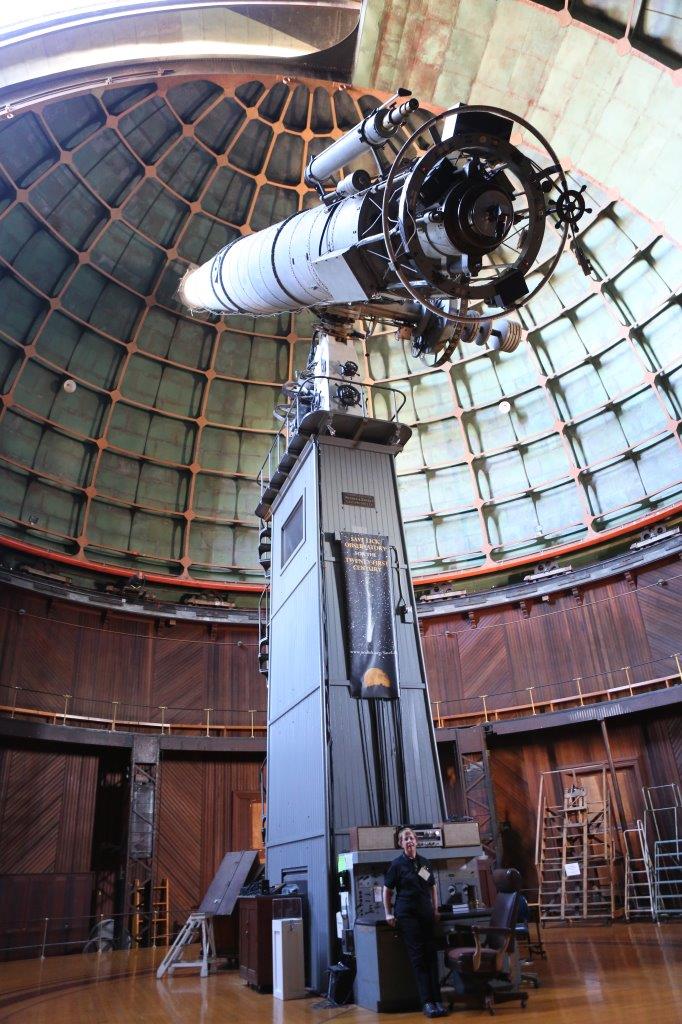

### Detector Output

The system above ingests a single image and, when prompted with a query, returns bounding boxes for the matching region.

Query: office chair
[515,895,545,989]
[444,868,528,1015]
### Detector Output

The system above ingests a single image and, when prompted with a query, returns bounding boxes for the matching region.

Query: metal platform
[256,410,412,520]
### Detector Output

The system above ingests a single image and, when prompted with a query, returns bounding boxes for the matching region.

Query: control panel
[336,820,484,944]
[348,821,479,852]
[413,827,443,848]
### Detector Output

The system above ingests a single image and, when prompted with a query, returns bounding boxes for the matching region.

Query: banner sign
[339,532,398,700]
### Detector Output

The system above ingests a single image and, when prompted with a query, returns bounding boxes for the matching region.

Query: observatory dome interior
[0,0,679,592]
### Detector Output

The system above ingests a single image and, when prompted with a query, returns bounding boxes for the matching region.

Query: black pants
[396,911,441,1006]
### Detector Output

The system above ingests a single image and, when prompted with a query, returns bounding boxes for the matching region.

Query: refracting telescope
[179,88,593,372]
[178,93,595,992]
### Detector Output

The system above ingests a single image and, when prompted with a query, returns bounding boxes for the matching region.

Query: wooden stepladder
[537,767,616,922]
[152,877,170,947]
[156,911,216,978]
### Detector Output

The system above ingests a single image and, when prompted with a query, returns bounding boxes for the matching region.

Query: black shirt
[385,852,436,917]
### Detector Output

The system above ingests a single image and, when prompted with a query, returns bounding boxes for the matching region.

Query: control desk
[337,822,484,937]
[341,822,486,1013]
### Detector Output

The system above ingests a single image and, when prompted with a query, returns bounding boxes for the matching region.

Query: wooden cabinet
[238,896,274,990]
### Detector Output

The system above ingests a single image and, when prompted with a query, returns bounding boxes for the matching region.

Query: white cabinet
[272,917,306,1000]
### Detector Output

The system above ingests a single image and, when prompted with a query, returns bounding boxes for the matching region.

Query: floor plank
[0,922,680,1022]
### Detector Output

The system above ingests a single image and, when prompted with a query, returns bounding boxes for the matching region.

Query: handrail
[1,667,680,738]
[258,373,408,504]
[0,700,266,736]
[432,671,681,730]
[0,704,266,735]
[0,906,185,958]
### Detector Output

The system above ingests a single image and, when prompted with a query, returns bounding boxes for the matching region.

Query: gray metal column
[455,726,501,863]
[123,734,160,947]
[265,435,445,991]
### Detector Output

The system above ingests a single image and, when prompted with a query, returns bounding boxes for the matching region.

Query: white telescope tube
[179,193,370,315]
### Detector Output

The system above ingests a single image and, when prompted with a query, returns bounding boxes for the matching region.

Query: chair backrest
[486,868,522,951]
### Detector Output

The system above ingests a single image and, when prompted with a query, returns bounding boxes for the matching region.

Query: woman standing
[383,826,447,1018]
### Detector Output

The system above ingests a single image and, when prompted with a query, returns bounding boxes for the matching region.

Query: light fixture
[62,378,77,394]
[498,399,512,414]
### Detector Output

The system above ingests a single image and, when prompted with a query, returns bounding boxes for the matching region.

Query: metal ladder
[257,521,271,678]
[644,784,682,918]
[653,839,682,917]
[258,585,269,677]
[624,820,656,920]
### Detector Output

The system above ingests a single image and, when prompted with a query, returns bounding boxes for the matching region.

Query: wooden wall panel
[156,757,205,921]
[420,559,682,713]
[457,614,511,706]
[0,591,82,713]
[151,626,264,727]
[419,618,463,704]
[0,743,262,954]
[0,585,266,725]
[155,753,262,930]
[0,873,94,959]
[421,611,514,713]
[6,606,80,704]
[152,628,209,724]
[210,627,265,730]
[578,581,651,685]
[0,743,98,875]
[2,555,680,723]
[634,562,682,673]
[72,611,152,721]
[0,741,128,958]
[503,604,569,706]
[640,714,682,789]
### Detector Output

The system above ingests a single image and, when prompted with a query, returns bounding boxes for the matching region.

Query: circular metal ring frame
[381,104,570,326]
[397,134,546,300]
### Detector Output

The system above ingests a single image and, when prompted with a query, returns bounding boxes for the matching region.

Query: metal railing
[258,375,407,505]
[0,683,266,737]
[0,910,135,960]
[2,654,680,738]
[0,905,193,960]
[429,652,682,729]
[281,374,407,436]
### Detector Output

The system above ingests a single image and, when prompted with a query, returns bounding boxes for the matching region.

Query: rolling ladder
[537,772,615,922]
[645,784,682,918]
[624,821,656,920]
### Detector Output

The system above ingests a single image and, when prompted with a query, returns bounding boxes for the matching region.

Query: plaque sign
[342,492,376,509]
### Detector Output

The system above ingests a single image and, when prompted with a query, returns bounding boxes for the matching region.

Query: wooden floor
[1,923,681,1023]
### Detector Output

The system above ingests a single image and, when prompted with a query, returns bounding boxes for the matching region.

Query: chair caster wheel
[521,995,528,1008]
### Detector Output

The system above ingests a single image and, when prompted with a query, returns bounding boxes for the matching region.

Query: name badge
[418,866,430,882]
